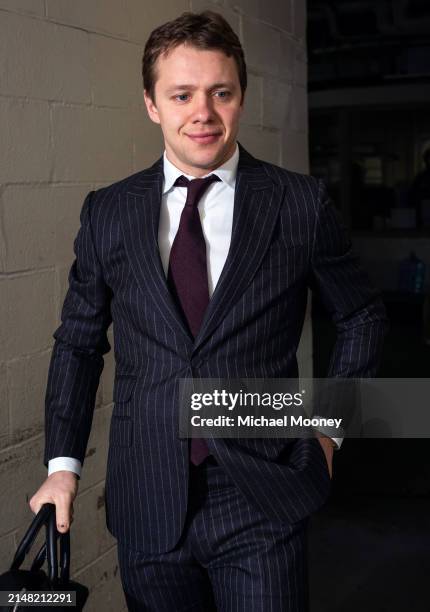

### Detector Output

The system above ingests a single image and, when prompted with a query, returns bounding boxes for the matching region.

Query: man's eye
[215,91,230,99]
[175,94,189,102]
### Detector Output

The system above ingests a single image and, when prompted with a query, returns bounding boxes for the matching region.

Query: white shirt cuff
[312,415,344,449]
[329,437,343,450]
[48,457,82,478]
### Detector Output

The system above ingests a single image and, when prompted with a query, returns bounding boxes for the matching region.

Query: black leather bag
[0,503,88,610]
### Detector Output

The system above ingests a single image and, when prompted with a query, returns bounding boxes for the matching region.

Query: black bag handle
[46,510,58,583]
[30,541,48,573]
[10,503,71,584]
[11,504,53,570]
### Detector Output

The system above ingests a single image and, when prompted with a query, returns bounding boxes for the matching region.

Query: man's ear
[143,89,161,125]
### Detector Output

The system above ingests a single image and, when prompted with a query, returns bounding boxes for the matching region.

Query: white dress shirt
[48,142,340,479]
[158,144,238,295]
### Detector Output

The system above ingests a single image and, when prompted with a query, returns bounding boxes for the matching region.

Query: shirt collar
[162,142,239,195]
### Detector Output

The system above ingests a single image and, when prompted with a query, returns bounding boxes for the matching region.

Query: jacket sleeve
[309,179,389,378]
[43,191,112,468]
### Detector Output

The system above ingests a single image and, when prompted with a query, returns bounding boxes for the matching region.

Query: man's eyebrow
[210,82,236,90]
[166,82,236,93]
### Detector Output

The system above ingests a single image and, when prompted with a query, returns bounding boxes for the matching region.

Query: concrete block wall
[0,1,308,609]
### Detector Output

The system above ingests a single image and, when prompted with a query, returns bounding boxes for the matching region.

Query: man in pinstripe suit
[30,11,388,611]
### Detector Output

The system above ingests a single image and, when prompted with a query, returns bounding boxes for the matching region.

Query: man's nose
[191,93,215,122]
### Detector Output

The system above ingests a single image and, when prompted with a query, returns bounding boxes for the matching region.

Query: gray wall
[0,1,308,609]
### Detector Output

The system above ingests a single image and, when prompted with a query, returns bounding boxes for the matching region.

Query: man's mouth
[186,132,222,144]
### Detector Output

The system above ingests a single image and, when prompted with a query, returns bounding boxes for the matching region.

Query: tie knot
[174,174,221,207]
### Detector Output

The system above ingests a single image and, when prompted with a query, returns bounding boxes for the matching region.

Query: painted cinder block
[280,32,295,82]
[238,123,281,166]
[241,17,281,77]
[293,0,307,41]
[52,105,133,183]
[0,363,9,453]
[0,0,44,17]
[0,12,90,103]
[241,73,263,128]
[228,0,259,19]
[73,546,127,612]
[0,435,46,534]
[289,85,308,133]
[69,481,116,572]
[90,35,142,109]
[131,111,165,173]
[0,98,50,182]
[263,77,291,130]
[0,271,56,361]
[190,0,240,36]
[281,127,310,174]
[0,532,17,574]
[2,185,89,272]
[45,0,129,39]
[7,350,51,445]
[125,0,191,44]
[259,0,293,33]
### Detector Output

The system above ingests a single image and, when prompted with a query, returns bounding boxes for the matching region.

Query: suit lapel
[120,156,194,345]
[120,143,284,351]
[193,143,284,352]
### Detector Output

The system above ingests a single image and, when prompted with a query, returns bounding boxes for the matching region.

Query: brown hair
[142,11,247,104]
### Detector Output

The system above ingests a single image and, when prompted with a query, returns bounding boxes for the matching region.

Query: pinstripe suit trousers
[116,455,309,612]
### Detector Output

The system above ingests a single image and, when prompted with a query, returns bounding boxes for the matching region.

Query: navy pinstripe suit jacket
[44,142,388,553]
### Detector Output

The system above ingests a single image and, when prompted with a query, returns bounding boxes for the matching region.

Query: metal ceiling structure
[308,0,430,89]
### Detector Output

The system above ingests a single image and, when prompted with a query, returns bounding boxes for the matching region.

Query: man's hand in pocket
[316,435,336,479]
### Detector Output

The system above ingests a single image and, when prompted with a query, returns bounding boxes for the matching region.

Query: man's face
[144,43,244,177]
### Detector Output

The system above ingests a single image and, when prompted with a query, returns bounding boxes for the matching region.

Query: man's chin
[184,145,233,170]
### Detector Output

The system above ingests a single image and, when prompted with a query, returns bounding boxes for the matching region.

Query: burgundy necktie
[167,173,221,465]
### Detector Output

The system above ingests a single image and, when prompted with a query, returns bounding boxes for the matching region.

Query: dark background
[307,1,430,610]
